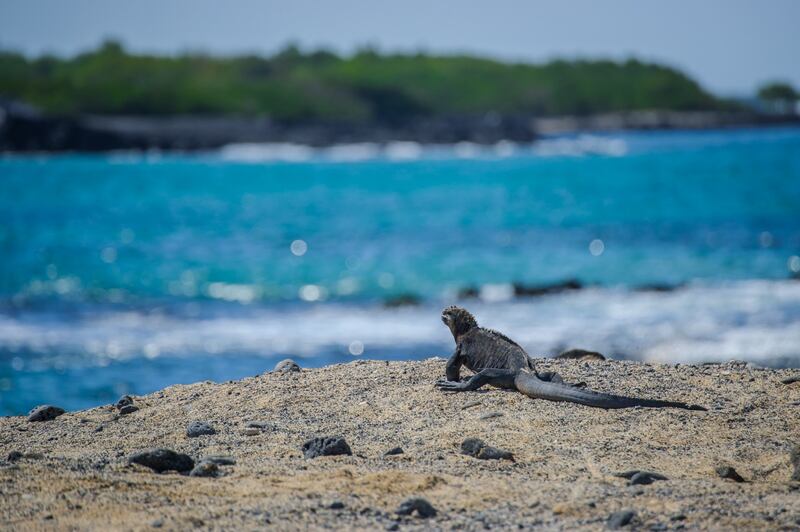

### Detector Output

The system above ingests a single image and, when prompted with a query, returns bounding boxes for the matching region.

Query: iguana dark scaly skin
[435,306,706,410]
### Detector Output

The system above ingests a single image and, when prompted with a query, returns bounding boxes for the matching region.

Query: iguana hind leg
[436,368,518,391]
[537,371,587,388]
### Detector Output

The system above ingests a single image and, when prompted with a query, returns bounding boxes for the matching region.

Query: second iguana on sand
[436,306,706,410]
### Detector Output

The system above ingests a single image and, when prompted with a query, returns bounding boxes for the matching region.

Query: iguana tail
[514,372,706,410]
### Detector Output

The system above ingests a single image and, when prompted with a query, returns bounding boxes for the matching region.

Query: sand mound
[1,358,799,530]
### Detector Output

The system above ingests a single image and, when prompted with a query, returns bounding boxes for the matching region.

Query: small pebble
[119,405,139,415]
[27,405,65,422]
[612,470,668,485]
[715,466,746,482]
[607,510,636,529]
[780,376,799,385]
[7,451,23,462]
[328,501,345,509]
[461,438,514,461]
[186,421,216,438]
[461,400,482,410]
[243,428,260,436]
[479,411,504,420]
[715,466,745,482]
[116,395,134,409]
[384,447,404,456]
[274,359,301,372]
[396,497,437,518]
[302,436,352,458]
[189,461,219,478]
[129,448,194,473]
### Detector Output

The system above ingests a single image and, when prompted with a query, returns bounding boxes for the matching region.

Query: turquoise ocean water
[2,128,800,414]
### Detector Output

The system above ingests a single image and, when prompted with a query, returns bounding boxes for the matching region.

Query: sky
[0,0,798,95]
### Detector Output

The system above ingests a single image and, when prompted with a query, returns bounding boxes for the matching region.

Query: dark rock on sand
[302,436,352,458]
[461,438,514,461]
[7,451,22,462]
[716,466,746,482]
[27,405,65,422]
[119,405,139,415]
[781,376,800,385]
[115,395,134,409]
[396,497,437,518]
[274,359,301,373]
[789,446,800,481]
[384,447,404,456]
[202,455,236,466]
[614,470,668,485]
[328,501,345,509]
[186,421,216,438]
[629,471,667,485]
[189,461,219,478]
[129,449,194,473]
[607,510,636,529]
[479,411,504,420]
[556,349,606,361]
[246,421,272,430]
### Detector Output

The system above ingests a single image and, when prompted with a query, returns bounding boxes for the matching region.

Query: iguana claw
[435,379,466,392]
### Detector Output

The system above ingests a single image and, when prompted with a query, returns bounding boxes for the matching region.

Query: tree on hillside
[757,82,798,115]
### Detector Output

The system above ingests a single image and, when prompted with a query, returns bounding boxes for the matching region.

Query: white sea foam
[213,135,629,164]
[1,279,798,368]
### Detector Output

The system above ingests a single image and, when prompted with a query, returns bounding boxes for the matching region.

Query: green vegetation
[0,41,726,123]
[757,82,797,103]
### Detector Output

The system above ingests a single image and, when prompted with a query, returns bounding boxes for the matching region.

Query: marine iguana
[435,306,706,410]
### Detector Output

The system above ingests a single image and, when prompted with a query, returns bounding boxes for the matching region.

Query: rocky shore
[1,358,799,530]
[2,98,798,152]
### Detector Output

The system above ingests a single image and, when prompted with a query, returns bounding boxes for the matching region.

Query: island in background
[1,41,798,151]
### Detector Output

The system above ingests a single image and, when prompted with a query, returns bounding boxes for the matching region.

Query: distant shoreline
[2,99,798,152]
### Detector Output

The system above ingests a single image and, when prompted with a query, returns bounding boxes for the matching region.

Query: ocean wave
[2,279,798,369]
[212,135,628,164]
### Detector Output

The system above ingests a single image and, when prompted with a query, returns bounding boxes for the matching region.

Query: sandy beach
[1,358,799,530]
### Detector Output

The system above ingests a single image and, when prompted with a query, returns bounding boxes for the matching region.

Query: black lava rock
[27,405,65,422]
[7,451,23,462]
[129,448,194,473]
[302,436,352,458]
[614,470,668,485]
[115,395,134,409]
[328,501,345,509]
[396,497,437,518]
[186,421,216,438]
[716,466,746,482]
[119,405,139,415]
[189,461,219,477]
[384,447,404,456]
[461,438,514,461]
[608,510,636,529]
[274,359,301,372]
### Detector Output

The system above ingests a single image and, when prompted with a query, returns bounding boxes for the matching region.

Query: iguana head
[441,305,478,339]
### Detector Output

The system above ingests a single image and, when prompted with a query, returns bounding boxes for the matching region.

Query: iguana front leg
[445,347,463,382]
[436,368,518,391]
